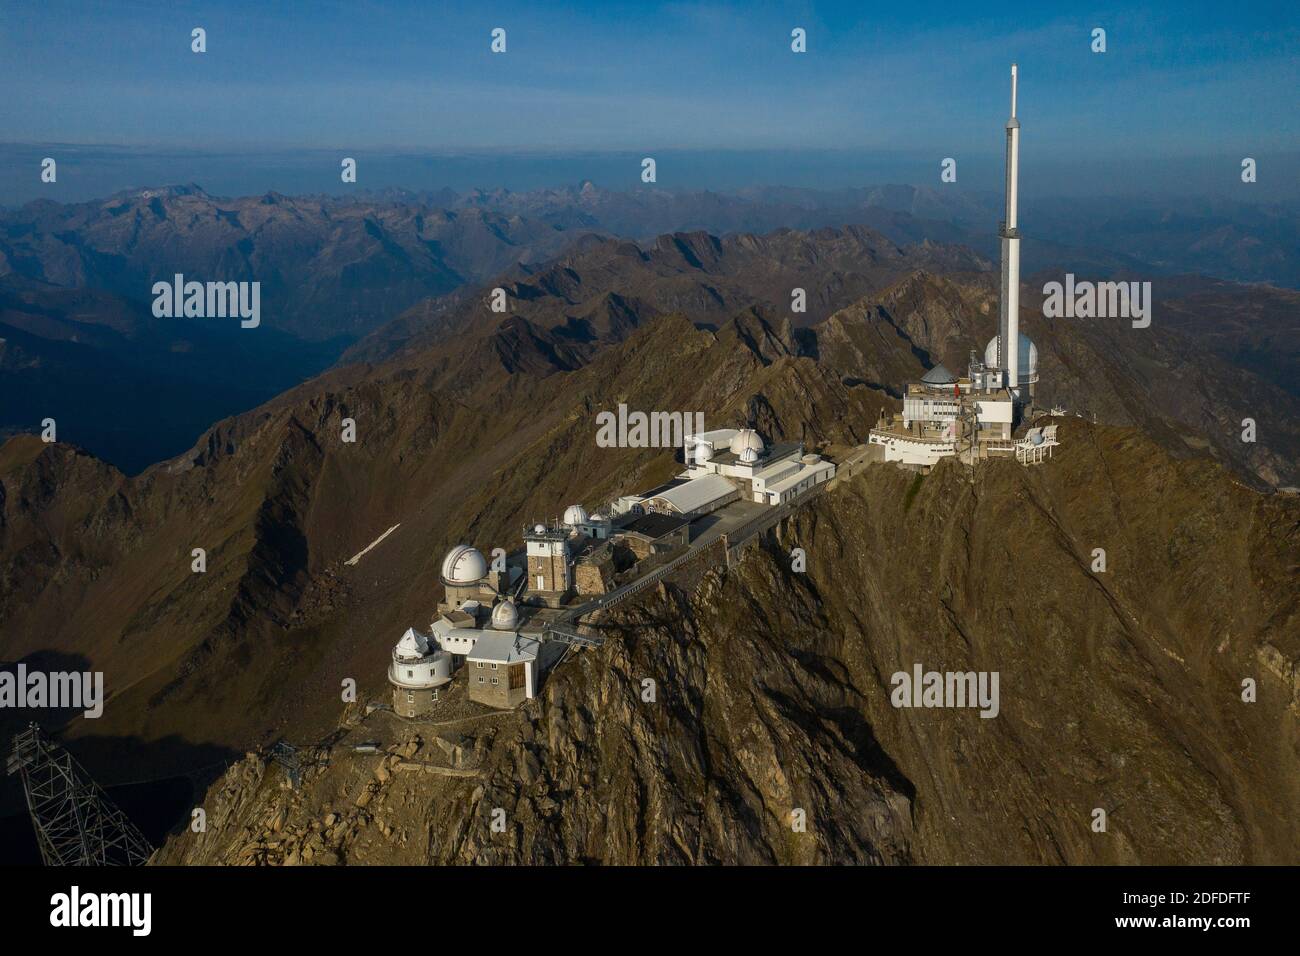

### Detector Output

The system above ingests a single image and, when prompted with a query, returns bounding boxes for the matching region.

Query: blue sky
[1,1,1295,198]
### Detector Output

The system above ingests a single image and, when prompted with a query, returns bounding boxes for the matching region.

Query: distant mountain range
[2,182,1297,474]
[0,184,576,341]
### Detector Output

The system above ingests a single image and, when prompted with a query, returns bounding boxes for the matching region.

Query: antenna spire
[1010,63,1018,118]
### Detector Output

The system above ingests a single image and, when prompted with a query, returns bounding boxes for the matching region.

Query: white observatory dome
[533,523,546,534]
[491,599,520,631]
[440,544,487,585]
[739,445,759,464]
[983,334,1038,382]
[563,504,589,527]
[694,443,713,465]
[729,429,765,457]
[394,626,431,661]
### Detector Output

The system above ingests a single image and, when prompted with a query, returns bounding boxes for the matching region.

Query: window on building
[406,692,414,703]
[478,676,484,683]
[476,661,484,669]
[491,663,498,670]
[407,669,413,678]
[431,689,438,702]
[491,677,498,685]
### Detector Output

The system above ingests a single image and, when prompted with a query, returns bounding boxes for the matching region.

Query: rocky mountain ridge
[154,422,1299,865]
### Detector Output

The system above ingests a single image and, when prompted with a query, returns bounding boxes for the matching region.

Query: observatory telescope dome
[440,544,487,585]
[984,334,1038,382]
[563,504,589,527]
[694,443,713,465]
[920,364,958,386]
[729,429,765,457]
[394,627,431,661]
[491,599,520,631]
[739,445,759,464]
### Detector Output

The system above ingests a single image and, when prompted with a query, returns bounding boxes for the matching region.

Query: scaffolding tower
[5,723,154,866]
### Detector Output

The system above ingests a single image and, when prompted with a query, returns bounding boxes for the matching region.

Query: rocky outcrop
[157,422,1299,866]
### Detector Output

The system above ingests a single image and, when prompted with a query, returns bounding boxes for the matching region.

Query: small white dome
[729,429,765,457]
[491,599,520,631]
[533,523,546,534]
[440,544,487,585]
[984,334,1038,380]
[395,626,430,660]
[563,504,589,526]
[739,446,758,463]
[694,443,713,465]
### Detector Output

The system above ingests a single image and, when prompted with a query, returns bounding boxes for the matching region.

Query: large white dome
[440,544,487,585]
[729,429,765,457]
[563,504,589,527]
[490,599,520,631]
[983,334,1038,381]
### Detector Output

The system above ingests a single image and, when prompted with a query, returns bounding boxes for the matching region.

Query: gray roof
[920,364,957,385]
[645,474,737,514]
[466,631,540,664]
[622,512,688,539]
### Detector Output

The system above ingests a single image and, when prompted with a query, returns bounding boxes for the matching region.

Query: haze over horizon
[2,1,1295,203]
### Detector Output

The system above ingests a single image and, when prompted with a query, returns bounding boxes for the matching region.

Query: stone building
[618,512,690,559]
[466,632,540,709]
[524,523,572,606]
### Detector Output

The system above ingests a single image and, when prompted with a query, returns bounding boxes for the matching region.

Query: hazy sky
[1,1,1296,199]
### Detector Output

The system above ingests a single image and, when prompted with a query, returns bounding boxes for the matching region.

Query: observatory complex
[388,431,836,714]
[387,67,1057,715]
[868,64,1060,468]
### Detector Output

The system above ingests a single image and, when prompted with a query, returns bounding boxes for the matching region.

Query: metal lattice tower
[269,740,301,789]
[4,723,153,866]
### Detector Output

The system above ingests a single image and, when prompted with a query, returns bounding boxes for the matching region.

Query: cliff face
[156,422,1298,866]
[4,262,1296,797]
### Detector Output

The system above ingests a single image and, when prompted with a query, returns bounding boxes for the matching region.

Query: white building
[389,626,453,718]
[681,428,836,505]
[868,65,1058,471]
[640,473,739,517]
[562,503,612,540]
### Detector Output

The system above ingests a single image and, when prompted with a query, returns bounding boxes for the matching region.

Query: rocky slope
[0,301,881,789]
[1,256,1295,806]
[342,223,989,363]
[154,422,1299,865]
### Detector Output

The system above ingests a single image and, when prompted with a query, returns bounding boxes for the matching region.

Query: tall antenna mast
[998,63,1023,399]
